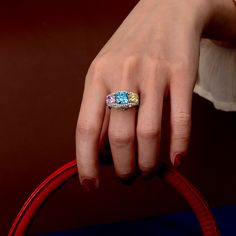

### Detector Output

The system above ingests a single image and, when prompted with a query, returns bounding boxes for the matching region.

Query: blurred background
[0,0,236,235]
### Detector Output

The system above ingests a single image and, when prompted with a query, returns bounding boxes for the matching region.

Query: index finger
[75,71,107,191]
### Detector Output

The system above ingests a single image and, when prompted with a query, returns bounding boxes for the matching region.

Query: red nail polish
[141,171,154,180]
[174,153,184,168]
[81,178,97,192]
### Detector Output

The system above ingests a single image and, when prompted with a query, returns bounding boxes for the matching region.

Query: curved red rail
[8,160,220,236]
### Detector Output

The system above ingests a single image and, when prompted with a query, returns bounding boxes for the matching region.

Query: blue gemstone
[115,91,128,104]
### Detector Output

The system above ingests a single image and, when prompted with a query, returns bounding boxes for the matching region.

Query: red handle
[8,160,220,236]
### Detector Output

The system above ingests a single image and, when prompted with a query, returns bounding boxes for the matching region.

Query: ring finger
[108,93,138,179]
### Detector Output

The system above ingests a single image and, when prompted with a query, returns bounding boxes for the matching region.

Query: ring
[106,90,139,110]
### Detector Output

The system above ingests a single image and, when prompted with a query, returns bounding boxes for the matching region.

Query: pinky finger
[170,76,193,167]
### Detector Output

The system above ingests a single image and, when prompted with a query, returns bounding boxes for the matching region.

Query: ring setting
[106,91,139,110]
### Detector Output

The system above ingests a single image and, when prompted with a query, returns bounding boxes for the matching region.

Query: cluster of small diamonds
[106,91,139,110]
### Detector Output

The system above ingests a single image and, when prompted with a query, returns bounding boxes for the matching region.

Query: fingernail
[81,178,97,192]
[120,178,134,185]
[141,169,157,181]
[118,174,137,186]
[142,172,154,181]
[173,153,184,168]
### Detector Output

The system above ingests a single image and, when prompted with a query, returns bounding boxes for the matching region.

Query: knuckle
[87,56,110,81]
[172,134,189,143]
[123,55,139,66]
[137,127,161,140]
[172,112,191,126]
[169,59,191,77]
[171,113,191,142]
[121,55,139,77]
[90,56,107,71]
[172,113,191,138]
[109,130,134,147]
[76,122,98,138]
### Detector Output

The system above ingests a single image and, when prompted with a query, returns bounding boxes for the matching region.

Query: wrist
[139,0,213,35]
[180,0,215,36]
[179,0,236,42]
[139,0,236,42]
[201,0,236,42]
[172,0,236,40]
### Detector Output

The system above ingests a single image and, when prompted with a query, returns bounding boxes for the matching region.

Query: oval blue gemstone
[116,91,129,104]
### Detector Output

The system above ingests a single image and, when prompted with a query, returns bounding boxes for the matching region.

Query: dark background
[0,1,236,235]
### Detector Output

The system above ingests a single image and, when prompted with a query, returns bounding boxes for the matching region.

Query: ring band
[106,90,139,110]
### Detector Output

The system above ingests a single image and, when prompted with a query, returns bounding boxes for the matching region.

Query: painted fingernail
[141,172,154,180]
[118,174,137,186]
[81,178,97,192]
[120,178,134,185]
[141,168,157,180]
[173,153,184,168]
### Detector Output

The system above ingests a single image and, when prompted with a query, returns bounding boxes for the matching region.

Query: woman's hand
[75,0,218,191]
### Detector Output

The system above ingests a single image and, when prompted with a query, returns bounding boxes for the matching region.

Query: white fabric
[194,39,236,111]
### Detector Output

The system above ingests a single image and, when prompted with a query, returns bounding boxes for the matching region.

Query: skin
[75,0,236,190]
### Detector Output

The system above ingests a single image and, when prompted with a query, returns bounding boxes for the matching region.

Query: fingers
[137,75,166,177]
[170,70,193,167]
[99,107,110,151]
[75,69,108,191]
[107,57,139,180]
[108,104,137,179]
[76,54,194,195]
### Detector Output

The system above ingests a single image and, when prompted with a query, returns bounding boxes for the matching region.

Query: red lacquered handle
[8,160,220,236]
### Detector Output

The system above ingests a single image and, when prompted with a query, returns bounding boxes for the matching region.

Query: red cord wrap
[8,160,221,236]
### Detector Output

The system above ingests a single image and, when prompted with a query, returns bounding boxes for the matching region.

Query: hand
[75,0,214,191]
